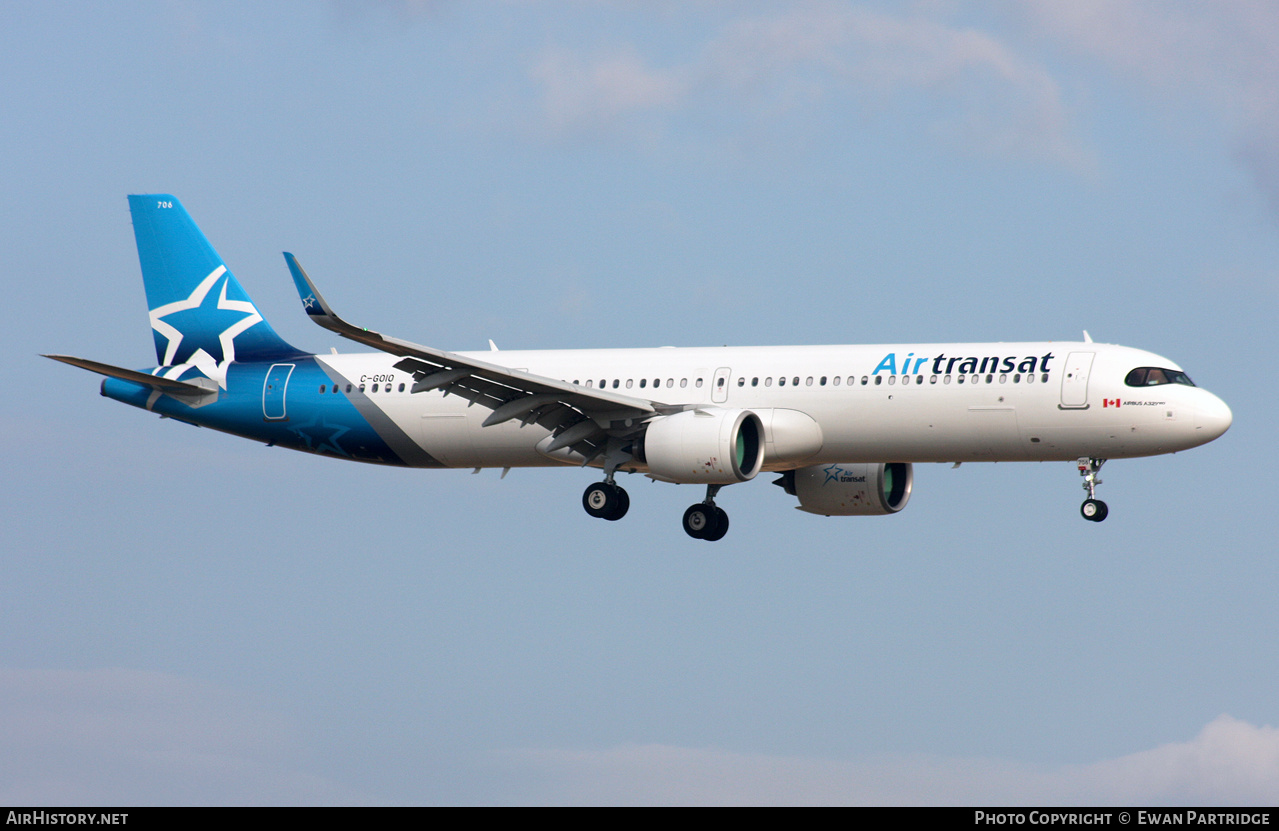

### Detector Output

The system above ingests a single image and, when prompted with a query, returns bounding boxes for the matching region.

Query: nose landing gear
[1078,457,1108,522]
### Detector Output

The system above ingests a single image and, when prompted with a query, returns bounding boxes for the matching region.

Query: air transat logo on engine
[822,464,866,485]
[872,351,1055,377]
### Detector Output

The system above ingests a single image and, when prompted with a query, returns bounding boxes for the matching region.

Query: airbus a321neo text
[47,196,1233,541]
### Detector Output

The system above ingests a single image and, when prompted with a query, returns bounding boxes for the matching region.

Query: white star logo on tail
[149,265,262,389]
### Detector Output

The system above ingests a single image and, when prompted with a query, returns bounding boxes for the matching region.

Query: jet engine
[774,462,913,516]
[637,408,764,484]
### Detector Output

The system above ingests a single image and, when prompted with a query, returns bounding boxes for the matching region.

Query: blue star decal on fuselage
[288,413,352,457]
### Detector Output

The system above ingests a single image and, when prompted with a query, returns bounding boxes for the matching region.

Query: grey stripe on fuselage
[315,362,447,468]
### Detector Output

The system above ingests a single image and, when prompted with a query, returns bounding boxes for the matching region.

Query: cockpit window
[1125,367,1196,388]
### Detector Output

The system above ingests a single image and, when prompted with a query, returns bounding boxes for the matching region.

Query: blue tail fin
[129,194,302,367]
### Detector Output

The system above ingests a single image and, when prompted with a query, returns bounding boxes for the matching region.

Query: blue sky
[3,1,1277,805]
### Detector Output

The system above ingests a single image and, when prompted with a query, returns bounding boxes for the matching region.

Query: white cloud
[1015,0,1279,214]
[531,45,688,137]
[495,715,1279,805]
[2,667,1274,804]
[527,4,1087,165]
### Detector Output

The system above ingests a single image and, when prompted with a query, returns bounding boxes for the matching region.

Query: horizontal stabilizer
[44,354,218,397]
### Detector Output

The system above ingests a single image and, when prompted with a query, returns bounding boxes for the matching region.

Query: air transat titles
[872,351,1056,377]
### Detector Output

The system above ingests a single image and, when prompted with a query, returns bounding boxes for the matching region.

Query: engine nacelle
[639,408,765,484]
[776,462,913,516]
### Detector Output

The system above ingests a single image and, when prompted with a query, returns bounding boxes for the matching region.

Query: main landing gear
[682,485,729,542]
[581,479,733,541]
[1077,457,1109,522]
[582,480,629,521]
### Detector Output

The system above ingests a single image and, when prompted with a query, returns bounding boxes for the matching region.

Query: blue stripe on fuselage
[100,358,410,466]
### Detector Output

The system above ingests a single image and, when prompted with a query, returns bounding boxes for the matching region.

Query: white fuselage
[310,341,1232,471]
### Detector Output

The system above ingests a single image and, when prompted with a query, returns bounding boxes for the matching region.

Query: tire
[683,503,717,539]
[1081,499,1108,522]
[583,483,618,519]
[605,487,630,521]
[702,507,730,541]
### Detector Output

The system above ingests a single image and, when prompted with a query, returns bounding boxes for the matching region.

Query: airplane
[46,195,1233,541]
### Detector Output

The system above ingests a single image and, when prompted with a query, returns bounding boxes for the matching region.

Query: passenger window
[640,379,647,388]
[793,377,799,386]
[832,376,840,386]
[737,377,745,386]
[874,376,881,386]
[399,383,405,392]
[320,385,326,393]
[820,376,827,386]
[779,377,786,386]
[666,379,673,388]
[860,376,868,385]
[680,379,687,388]
[696,378,703,388]
[765,377,772,387]
[806,377,813,386]
[915,375,923,385]
[752,377,759,387]
[626,379,633,389]
[930,375,937,384]
[888,376,896,385]
[612,380,619,389]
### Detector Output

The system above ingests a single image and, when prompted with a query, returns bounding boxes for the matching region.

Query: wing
[284,253,672,464]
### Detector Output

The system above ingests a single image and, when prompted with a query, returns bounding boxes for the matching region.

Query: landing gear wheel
[683,503,729,541]
[583,482,629,521]
[1081,499,1108,522]
[703,507,729,541]
[1076,458,1109,522]
[608,487,630,521]
[682,503,718,539]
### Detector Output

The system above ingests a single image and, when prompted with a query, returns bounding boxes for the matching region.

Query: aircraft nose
[1195,393,1233,441]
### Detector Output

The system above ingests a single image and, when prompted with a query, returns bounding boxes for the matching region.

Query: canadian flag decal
[1102,398,1121,408]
